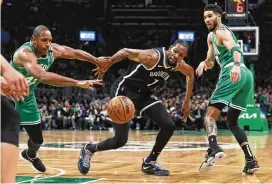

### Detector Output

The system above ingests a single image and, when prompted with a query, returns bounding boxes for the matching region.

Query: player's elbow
[120,48,130,58]
[187,66,195,79]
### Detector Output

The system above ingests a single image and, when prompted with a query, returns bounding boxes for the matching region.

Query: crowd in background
[1,0,272,131]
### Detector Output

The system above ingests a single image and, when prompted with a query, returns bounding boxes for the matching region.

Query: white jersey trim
[115,64,142,97]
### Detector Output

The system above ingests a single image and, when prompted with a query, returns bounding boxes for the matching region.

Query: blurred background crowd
[1,0,272,131]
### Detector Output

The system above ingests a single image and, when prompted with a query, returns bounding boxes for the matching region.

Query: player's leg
[1,143,18,183]
[1,96,20,183]
[78,80,131,175]
[78,122,130,175]
[230,68,259,174]
[226,107,259,174]
[140,102,175,176]
[21,123,46,172]
[199,68,243,172]
[199,103,225,172]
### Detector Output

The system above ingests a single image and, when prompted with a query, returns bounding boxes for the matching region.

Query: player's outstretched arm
[16,48,101,89]
[51,43,99,65]
[93,48,159,79]
[110,48,159,68]
[175,61,195,119]
[216,29,242,83]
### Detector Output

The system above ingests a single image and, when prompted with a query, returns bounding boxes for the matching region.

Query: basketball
[107,96,135,124]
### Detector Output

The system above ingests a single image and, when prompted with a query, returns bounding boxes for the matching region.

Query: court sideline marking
[16,166,65,183]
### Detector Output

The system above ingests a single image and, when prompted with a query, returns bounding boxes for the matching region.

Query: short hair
[204,4,223,16]
[32,25,50,37]
[171,39,189,51]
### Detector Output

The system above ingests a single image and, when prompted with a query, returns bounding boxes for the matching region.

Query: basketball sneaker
[141,158,170,176]
[78,143,94,175]
[242,157,259,175]
[199,146,225,172]
[21,149,46,172]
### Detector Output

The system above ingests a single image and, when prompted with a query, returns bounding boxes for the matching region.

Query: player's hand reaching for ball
[93,57,113,79]
[77,79,103,90]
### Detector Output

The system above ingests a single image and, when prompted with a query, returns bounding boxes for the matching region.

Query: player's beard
[208,18,218,32]
[166,53,176,67]
[167,58,177,67]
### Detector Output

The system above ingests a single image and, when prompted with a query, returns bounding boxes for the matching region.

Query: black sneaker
[21,149,46,172]
[242,157,259,175]
[141,158,170,176]
[78,143,94,175]
[199,147,225,172]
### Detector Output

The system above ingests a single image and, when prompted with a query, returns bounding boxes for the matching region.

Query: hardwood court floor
[16,130,272,183]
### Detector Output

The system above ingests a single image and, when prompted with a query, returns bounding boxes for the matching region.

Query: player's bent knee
[159,118,176,131]
[113,136,128,149]
[204,116,216,124]
[167,121,176,131]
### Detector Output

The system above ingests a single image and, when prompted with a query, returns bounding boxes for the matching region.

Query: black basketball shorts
[110,79,161,116]
[1,96,21,147]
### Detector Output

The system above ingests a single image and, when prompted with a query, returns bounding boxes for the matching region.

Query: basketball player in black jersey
[78,39,194,176]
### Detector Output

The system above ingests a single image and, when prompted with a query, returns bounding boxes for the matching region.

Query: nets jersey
[119,47,175,91]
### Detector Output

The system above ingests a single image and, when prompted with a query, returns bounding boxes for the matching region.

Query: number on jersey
[26,76,38,85]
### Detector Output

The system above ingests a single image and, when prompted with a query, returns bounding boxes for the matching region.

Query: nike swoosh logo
[143,166,151,169]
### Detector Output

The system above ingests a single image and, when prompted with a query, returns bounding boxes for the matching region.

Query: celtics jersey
[10,42,55,124]
[209,24,253,111]
[211,24,244,69]
[10,42,54,100]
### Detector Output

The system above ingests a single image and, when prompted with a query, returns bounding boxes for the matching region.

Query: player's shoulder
[142,48,160,58]
[16,47,32,58]
[207,32,214,40]
[215,25,231,36]
[151,47,165,56]
[50,43,61,51]
[217,24,228,31]
[16,42,33,54]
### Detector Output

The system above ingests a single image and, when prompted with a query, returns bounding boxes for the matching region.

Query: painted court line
[91,160,272,171]
[16,166,65,184]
